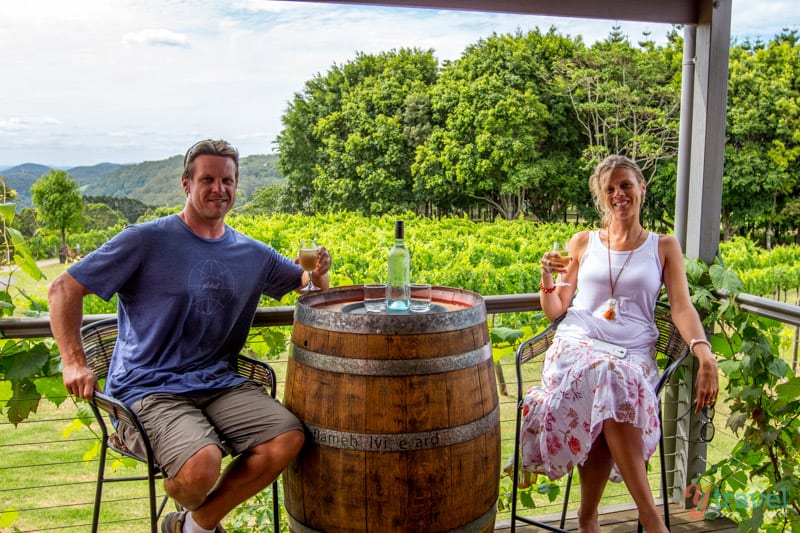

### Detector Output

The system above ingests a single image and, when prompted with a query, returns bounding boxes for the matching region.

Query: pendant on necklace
[603,298,617,320]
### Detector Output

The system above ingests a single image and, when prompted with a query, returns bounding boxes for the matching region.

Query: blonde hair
[588,155,646,227]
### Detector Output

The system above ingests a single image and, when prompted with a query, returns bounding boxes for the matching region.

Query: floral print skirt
[520,337,661,482]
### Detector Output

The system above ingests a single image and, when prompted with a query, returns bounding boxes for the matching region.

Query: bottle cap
[395,220,404,239]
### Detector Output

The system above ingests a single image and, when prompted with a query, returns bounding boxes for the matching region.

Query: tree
[553,27,682,226]
[413,29,583,220]
[277,48,439,215]
[237,184,289,216]
[13,207,40,238]
[724,32,800,246]
[30,170,84,262]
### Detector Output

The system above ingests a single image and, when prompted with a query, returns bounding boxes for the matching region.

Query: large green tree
[413,29,583,220]
[30,170,83,261]
[277,48,439,215]
[553,26,683,226]
[271,26,797,239]
[724,31,800,246]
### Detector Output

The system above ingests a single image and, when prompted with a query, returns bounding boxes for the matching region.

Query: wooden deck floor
[495,503,739,532]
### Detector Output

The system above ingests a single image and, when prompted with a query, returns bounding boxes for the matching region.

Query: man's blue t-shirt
[68,215,304,405]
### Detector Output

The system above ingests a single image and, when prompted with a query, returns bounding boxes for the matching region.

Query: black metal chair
[81,317,281,533]
[510,302,690,532]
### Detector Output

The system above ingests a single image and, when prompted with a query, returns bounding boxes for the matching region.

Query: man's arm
[48,271,98,399]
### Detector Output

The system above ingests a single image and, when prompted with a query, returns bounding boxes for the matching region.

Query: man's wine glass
[552,240,571,287]
[299,239,320,292]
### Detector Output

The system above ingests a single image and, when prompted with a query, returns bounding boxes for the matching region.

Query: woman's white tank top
[555,230,663,355]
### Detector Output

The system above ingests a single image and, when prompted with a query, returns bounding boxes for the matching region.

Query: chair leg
[147,467,159,533]
[92,439,109,533]
[659,431,670,530]
[510,401,524,533]
[560,470,572,529]
[272,480,280,533]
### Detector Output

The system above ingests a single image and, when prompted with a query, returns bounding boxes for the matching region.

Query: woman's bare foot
[638,512,669,533]
[577,507,601,533]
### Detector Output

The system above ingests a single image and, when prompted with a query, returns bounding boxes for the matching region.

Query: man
[48,139,331,533]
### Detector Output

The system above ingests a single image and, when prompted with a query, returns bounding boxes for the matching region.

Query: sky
[2,0,798,169]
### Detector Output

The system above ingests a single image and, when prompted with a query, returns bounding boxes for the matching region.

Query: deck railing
[1,291,798,531]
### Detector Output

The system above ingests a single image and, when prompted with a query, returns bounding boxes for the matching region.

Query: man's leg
[188,429,304,529]
[176,381,305,529]
[163,444,224,510]
[118,394,227,512]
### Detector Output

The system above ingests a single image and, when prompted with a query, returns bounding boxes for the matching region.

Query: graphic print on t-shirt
[188,260,236,315]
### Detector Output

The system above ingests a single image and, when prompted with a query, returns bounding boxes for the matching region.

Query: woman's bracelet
[539,279,557,294]
[689,338,712,354]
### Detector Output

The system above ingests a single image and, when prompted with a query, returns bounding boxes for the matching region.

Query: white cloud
[0,117,62,133]
[122,29,190,48]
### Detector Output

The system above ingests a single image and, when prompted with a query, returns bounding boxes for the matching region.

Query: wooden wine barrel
[283,285,499,533]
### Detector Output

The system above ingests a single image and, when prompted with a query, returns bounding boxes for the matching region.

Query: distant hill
[0,154,284,209]
[1,163,53,208]
[68,163,124,188]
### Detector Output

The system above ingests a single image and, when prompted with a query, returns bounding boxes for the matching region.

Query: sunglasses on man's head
[183,139,238,168]
[183,139,213,168]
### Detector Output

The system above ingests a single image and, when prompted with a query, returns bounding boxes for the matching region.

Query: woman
[520,155,718,533]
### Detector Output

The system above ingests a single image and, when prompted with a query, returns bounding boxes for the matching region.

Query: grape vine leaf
[490,327,524,345]
[7,378,41,426]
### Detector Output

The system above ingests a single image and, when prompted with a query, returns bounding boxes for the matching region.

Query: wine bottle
[387,219,410,311]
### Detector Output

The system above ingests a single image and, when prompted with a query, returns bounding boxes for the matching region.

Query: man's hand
[63,363,99,400]
[295,245,332,292]
[313,246,332,278]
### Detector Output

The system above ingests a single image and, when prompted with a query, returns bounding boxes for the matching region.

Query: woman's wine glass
[299,239,320,292]
[552,240,571,287]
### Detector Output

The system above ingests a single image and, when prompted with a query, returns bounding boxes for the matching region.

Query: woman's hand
[693,351,719,413]
[540,250,568,277]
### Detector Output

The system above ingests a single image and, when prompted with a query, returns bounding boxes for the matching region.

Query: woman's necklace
[603,226,645,320]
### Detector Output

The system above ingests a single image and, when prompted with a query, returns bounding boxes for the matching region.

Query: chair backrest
[79,318,277,397]
[81,318,118,380]
[652,302,690,394]
[516,302,690,399]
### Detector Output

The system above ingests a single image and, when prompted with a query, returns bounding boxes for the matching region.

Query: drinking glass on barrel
[299,239,321,292]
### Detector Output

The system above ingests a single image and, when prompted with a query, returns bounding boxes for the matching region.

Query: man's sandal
[161,510,226,533]
[160,511,187,533]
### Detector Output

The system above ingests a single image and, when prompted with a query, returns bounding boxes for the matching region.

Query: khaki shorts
[117,380,303,478]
